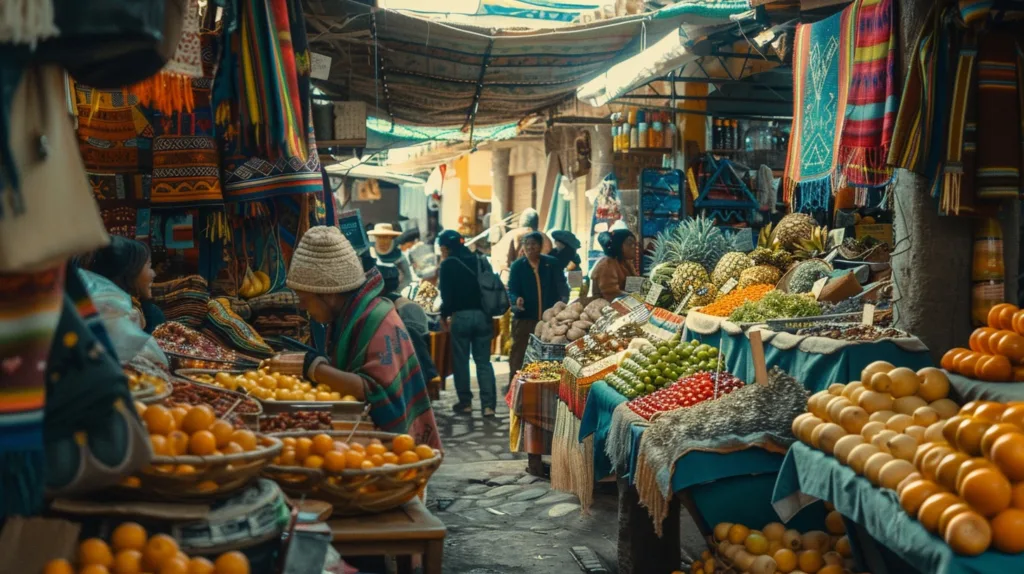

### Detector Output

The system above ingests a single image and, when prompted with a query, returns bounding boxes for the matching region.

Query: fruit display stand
[772,442,1021,574]
[505,368,560,464]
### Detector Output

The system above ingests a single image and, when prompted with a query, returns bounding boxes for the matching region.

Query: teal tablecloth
[685,327,934,392]
[773,442,1024,574]
[947,371,1024,403]
[579,381,628,479]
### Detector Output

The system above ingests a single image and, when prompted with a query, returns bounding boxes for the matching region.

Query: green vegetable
[728,291,822,322]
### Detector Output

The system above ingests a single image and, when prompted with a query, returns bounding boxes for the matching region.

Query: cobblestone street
[425,363,620,574]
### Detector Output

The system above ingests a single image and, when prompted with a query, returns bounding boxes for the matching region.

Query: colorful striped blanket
[838,0,898,189]
[784,6,853,211]
[330,269,441,450]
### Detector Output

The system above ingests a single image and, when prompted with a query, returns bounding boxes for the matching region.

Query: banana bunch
[793,226,830,261]
[239,268,272,299]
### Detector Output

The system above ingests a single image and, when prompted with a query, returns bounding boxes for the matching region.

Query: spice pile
[259,411,333,432]
[729,291,822,323]
[699,284,774,317]
[797,323,909,341]
[627,371,744,420]
[168,381,260,423]
[153,322,255,363]
[519,361,562,381]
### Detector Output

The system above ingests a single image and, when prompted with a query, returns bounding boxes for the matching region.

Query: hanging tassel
[0,0,58,47]
[127,73,196,116]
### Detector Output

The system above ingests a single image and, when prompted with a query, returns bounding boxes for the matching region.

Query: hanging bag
[457,256,511,318]
[35,0,186,89]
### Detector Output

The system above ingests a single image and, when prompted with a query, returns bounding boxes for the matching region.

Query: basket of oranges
[120,402,283,501]
[43,522,251,574]
[262,430,442,515]
[177,368,365,417]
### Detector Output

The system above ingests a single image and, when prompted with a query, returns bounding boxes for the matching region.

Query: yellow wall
[447,151,494,233]
[677,82,708,152]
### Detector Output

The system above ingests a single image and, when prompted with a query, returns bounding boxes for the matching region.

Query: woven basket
[262,430,442,516]
[167,379,263,429]
[166,351,259,372]
[116,435,283,502]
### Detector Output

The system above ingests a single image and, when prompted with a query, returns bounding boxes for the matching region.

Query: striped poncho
[329,269,441,450]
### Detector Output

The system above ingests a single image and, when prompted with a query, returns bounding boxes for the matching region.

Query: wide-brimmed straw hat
[367,223,402,237]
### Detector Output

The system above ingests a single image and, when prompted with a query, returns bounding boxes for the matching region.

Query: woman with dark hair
[589,227,637,301]
[436,229,498,417]
[549,230,582,272]
[89,236,164,334]
[507,231,569,378]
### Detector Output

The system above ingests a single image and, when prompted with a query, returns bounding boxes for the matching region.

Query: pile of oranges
[193,369,357,403]
[43,522,249,574]
[272,433,436,473]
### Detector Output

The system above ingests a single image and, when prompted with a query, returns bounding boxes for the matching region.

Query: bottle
[972,217,1005,326]
[722,119,733,150]
[637,110,648,149]
[612,124,620,152]
[651,113,664,148]
[712,119,721,149]
[628,122,636,150]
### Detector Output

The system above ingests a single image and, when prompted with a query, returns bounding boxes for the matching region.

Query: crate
[524,334,566,364]
[765,313,862,333]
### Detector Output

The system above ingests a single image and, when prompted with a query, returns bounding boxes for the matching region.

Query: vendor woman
[89,236,165,334]
[590,227,637,301]
[264,226,441,449]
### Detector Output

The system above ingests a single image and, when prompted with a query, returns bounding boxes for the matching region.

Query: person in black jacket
[437,229,498,417]
[506,232,569,379]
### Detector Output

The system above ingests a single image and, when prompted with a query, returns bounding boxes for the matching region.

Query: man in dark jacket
[506,231,569,379]
[437,229,498,417]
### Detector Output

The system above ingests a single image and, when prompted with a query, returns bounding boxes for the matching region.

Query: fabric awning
[304,0,753,127]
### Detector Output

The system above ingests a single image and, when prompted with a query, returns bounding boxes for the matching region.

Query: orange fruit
[381,452,399,464]
[900,479,946,516]
[304,455,325,469]
[166,430,190,456]
[43,559,74,574]
[278,449,297,466]
[323,451,347,472]
[960,468,1011,517]
[187,556,215,574]
[80,566,111,574]
[944,511,992,556]
[120,476,142,488]
[210,421,234,448]
[175,464,197,475]
[143,405,175,435]
[170,407,189,428]
[1012,481,1024,509]
[990,508,1024,553]
[773,548,797,572]
[981,424,1020,458]
[333,441,350,452]
[181,405,215,434]
[961,401,982,417]
[956,419,990,456]
[935,452,971,491]
[917,492,961,533]
[366,443,388,457]
[150,434,172,456]
[295,437,314,460]
[158,556,189,574]
[391,434,415,455]
[368,438,383,446]
[797,550,823,573]
[344,450,365,468]
[727,524,750,545]
[1001,404,1024,429]
[368,453,385,467]
[943,416,968,444]
[975,403,1008,422]
[229,430,257,452]
[956,458,995,492]
[312,434,335,456]
[938,503,972,538]
[281,437,297,449]
[213,551,250,574]
[414,445,435,460]
[398,451,420,465]
[142,534,180,571]
[80,538,114,567]
[112,522,148,552]
[348,442,365,453]
[824,511,845,535]
[189,431,217,456]
[990,432,1024,481]
[223,442,244,455]
[196,480,218,493]
[360,459,376,470]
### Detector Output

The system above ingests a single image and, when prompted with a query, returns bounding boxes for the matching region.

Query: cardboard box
[855,223,893,247]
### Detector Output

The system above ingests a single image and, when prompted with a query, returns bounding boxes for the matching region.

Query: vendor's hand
[260,353,306,376]
[515,297,525,310]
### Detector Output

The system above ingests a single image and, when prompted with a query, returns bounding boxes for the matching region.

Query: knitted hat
[287,226,365,294]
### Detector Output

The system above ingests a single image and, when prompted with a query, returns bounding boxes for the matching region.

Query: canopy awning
[304,0,753,127]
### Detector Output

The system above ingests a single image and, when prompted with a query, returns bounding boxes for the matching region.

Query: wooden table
[329,499,446,574]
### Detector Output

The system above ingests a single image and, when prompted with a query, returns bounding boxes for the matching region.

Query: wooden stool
[329,499,446,574]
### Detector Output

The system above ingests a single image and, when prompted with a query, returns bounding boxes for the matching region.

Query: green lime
[645,384,656,394]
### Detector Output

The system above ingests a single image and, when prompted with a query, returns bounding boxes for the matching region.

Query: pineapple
[771,213,816,250]
[686,282,718,310]
[772,250,794,271]
[738,265,782,289]
[711,252,754,288]
[670,262,710,299]
[644,216,728,273]
[750,247,777,267]
[793,226,830,260]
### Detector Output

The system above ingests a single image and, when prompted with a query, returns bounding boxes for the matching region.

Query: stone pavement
[425,360,707,574]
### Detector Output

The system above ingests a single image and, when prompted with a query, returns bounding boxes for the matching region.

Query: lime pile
[607,334,721,399]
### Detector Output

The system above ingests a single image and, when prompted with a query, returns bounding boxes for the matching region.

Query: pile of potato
[534,299,608,344]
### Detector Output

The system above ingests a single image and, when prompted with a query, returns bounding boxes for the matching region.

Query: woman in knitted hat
[263,226,441,449]
[436,229,499,417]
[88,236,165,334]
[590,228,637,301]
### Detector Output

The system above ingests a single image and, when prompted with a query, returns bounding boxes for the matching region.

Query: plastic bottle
[712,119,721,149]
[651,113,664,148]
[637,110,648,149]
[972,217,1005,326]
[627,122,636,150]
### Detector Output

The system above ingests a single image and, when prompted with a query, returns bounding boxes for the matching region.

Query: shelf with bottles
[610,108,677,153]
[711,117,791,170]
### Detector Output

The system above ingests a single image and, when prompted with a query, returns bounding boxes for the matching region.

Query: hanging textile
[127,0,204,115]
[545,174,573,233]
[784,6,854,212]
[838,0,898,188]
[214,0,321,204]
[149,30,223,208]
[972,32,1023,202]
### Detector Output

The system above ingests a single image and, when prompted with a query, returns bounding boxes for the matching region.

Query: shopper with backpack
[437,229,506,417]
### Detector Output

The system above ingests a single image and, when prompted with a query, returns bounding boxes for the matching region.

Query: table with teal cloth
[946,371,1024,403]
[773,442,1024,574]
[684,327,934,392]
[579,381,825,529]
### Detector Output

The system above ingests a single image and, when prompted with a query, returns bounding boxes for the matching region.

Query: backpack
[457,255,510,318]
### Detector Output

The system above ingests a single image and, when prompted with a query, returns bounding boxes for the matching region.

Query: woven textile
[0,266,64,518]
[215,0,322,203]
[128,0,204,115]
[506,375,559,454]
[151,275,209,329]
[973,33,1023,201]
[959,0,995,26]
[205,297,274,357]
[838,0,898,188]
[784,7,854,211]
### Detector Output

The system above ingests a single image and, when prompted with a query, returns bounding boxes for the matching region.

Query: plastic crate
[524,334,566,364]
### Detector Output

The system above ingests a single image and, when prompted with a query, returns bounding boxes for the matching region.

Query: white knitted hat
[287,226,365,294]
